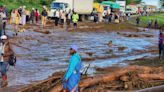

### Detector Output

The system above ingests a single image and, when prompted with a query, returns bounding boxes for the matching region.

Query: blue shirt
[64,53,81,80]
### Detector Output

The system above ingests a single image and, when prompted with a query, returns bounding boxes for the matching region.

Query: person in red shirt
[35,9,39,24]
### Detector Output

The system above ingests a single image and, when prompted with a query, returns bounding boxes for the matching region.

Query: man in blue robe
[63,45,82,92]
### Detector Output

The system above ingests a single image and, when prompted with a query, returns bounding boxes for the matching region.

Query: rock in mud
[120,76,129,82]
[118,47,127,51]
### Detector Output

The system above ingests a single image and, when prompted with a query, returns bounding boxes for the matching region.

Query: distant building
[145,5,157,12]
[116,0,126,13]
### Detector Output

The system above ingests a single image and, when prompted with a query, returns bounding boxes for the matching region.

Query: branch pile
[51,66,164,92]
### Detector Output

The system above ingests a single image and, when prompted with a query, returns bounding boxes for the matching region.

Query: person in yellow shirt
[41,6,48,28]
[10,9,20,36]
[72,12,79,29]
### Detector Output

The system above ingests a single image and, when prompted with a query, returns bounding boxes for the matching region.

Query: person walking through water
[72,12,79,29]
[54,9,60,26]
[63,45,82,92]
[30,8,35,24]
[10,9,20,36]
[0,35,14,87]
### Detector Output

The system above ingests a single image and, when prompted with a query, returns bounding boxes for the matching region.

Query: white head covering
[43,5,46,9]
[1,35,7,40]
[71,45,78,52]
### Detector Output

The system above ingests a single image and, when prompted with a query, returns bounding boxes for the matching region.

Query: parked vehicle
[48,0,94,19]
[125,8,137,15]
[125,5,138,15]
[102,5,111,17]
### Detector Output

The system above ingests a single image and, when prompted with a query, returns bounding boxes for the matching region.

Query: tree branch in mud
[51,66,141,91]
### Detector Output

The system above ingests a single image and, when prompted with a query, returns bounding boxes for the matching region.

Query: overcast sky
[142,0,160,7]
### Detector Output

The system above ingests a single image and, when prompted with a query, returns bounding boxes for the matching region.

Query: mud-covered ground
[0,21,161,91]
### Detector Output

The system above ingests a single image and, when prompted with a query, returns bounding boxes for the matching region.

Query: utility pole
[73,0,74,12]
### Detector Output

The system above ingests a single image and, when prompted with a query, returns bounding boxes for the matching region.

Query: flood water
[5,26,159,87]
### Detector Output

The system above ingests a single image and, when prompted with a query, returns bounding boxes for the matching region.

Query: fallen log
[138,74,164,80]
[79,66,154,88]
[51,66,141,92]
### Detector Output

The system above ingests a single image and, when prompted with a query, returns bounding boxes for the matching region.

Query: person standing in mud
[10,9,20,36]
[3,5,8,19]
[154,19,158,29]
[35,9,39,24]
[159,31,163,59]
[72,12,79,29]
[161,30,164,59]
[0,35,14,87]
[63,45,82,92]
[108,13,112,23]
[60,10,66,28]
[136,17,140,26]
[26,9,30,23]
[2,8,7,35]
[54,9,60,26]
[41,6,48,28]
[66,10,72,31]
[147,20,152,29]
[0,15,3,37]
[21,6,26,26]
[30,8,35,24]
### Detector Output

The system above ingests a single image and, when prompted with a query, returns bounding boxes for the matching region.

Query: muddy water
[5,26,159,87]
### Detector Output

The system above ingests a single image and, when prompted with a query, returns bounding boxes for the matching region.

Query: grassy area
[130,57,164,67]
[129,13,164,28]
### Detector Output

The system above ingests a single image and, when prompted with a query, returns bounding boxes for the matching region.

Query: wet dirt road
[2,25,159,89]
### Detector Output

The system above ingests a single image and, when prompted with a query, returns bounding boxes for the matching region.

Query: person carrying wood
[0,35,15,87]
[62,45,82,92]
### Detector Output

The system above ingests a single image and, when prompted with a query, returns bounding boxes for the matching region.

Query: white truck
[48,0,94,19]
[125,5,138,15]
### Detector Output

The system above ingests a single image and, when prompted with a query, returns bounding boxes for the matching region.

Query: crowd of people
[92,11,129,24]
[0,5,81,89]
[0,5,81,36]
